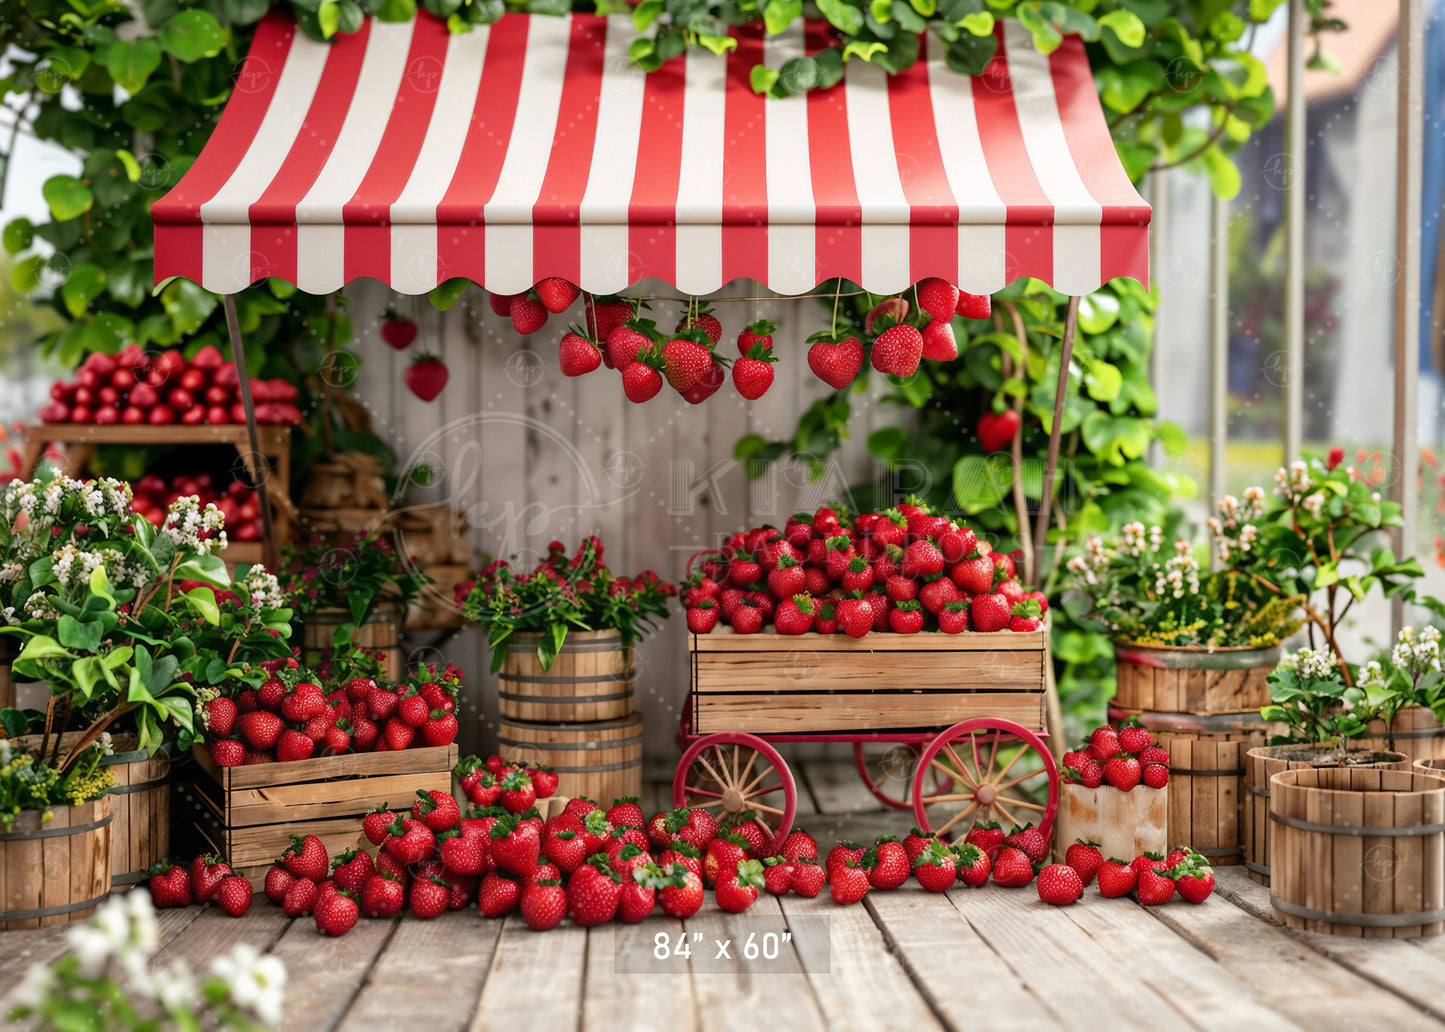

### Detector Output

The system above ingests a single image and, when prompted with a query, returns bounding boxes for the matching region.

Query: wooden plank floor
[7,763,1445,1032]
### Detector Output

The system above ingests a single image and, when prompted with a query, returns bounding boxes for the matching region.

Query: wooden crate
[190,743,456,885]
[689,627,1047,735]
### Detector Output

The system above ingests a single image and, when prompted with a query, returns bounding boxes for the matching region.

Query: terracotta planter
[0,797,112,930]
[499,630,635,723]
[1270,767,1445,938]
[300,603,402,680]
[1244,743,1408,885]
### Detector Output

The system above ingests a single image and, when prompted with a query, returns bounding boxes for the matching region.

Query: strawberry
[1004,824,1048,865]
[732,349,777,400]
[1008,613,1042,633]
[211,874,251,917]
[835,598,874,639]
[703,831,750,885]
[1035,863,1083,906]
[918,577,961,614]
[413,789,461,832]
[825,840,867,876]
[976,410,1021,452]
[148,861,193,908]
[500,769,537,813]
[1096,858,1137,898]
[829,861,870,905]
[361,873,405,917]
[871,324,924,377]
[478,871,522,918]
[807,335,864,389]
[964,822,1006,862]
[969,592,1012,633]
[282,834,330,882]
[375,852,410,887]
[716,858,764,913]
[1118,721,1153,754]
[687,602,719,633]
[673,808,717,851]
[586,297,634,342]
[465,772,502,809]
[1065,840,1104,886]
[888,600,925,634]
[276,728,315,763]
[912,840,958,892]
[617,867,658,923]
[543,828,588,875]
[535,277,580,314]
[784,857,824,898]
[526,859,561,888]
[1104,754,1142,792]
[1176,863,1216,905]
[530,765,559,799]
[731,819,773,860]
[1088,726,1122,761]
[762,857,795,896]
[490,291,521,316]
[408,875,450,919]
[237,710,283,751]
[950,555,995,595]
[1138,745,1171,767]
[568,865,622,925]
[385,817,436,865]
[489,814,541,876]
[956,291,991,319]
[331,849,375,893]
[520,879,567,929]
[937,601,969,633]
[366,684,399,723]
[780,829,818,862]
[606,323,652,370]
[991,847,1034,888]
[203,696,237,737]
[192,855,233,905]
[398,692,430,728]
[677,308,723,345]
[422,710,458,747]
[363,806,397,846]
[384,718,415,751]
[737,319,775,355]
[606,797,645,829]
[920,318,958,361]
[663,337,713,393]
[1135,866,1177,906]
[315,890,360,936]
[1132,852,1169,878]
[1142,763,1170,789]
[902,828,935,864]
[209,738,245,767]
[1166,847,1191,868]
[658,864,705,918]
[257,678,287,712]
[1076,757,1105,788]
[262,863,295,905]
[622,362,663,403]
[280,685,326,723]
[405,354,448,401]
[559,331,602,377]
[729,600,764,634]
[867,838,911,890]
[774,594,816,634]
[282,877,319,917]
[509,296,548,335]
[953,843,992,888]
[915,278,960,321]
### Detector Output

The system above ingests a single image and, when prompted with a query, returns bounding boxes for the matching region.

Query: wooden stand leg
[1032,295,1080,585]
[223,295,280,566]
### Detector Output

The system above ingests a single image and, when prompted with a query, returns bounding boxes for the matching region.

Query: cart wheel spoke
[985,730,1001,781]
[991,799,1021,828]
[749,802,784,817]
[749,781,785,796]
[993,745,1028,784]
[691,797,728,809]
[684,787,724,800]
[695,752,727,791]
[945,742,979,790]
[920,793,971,805]
[1005,797,1047,813]
[737,750,758,792]
[996,767,1048,794]
[913,719,1060,842]
[713,746,735,790]
[931,756,974,789]
[936,801,979,836]
[739,765,773,797]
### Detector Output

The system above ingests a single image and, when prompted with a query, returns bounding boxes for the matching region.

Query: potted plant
[0,474,294,895]
[280,530,429,681]
[1356,625,1445,766]
[458,537,674,723]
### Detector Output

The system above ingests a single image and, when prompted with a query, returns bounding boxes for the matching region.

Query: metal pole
[222,295,278,564]
[1033,295,1080,583]
[1393,0,1424,636]
[1282,0,1307,461]
[1209,192,1230,521]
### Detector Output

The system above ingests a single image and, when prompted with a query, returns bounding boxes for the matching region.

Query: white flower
[10,962,55,1009]
[162,496,229,555]
[1275,461,1314,500]
[211,942,287,1027]
[240,565,285,613]
[124,889,158,953]
[154,958,197,1014]
[68,896,131,972]
[95,732,115,758]
[1280,647,1338,681]
[1300,491,1326,517]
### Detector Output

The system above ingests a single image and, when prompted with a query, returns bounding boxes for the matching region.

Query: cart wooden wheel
[853,741,954,811]
[672,733,796,844]
[913,718,1059,840]
[676,695,693,752]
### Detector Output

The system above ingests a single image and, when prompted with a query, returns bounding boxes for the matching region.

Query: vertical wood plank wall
[345,280,901,770]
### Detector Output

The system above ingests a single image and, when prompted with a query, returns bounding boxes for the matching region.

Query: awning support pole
[223,294,279,566]
[1033,295,1080,584]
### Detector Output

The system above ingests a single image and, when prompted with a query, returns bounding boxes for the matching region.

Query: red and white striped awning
[152,12,1149,298]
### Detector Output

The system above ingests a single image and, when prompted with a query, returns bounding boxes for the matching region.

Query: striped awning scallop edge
[151,12,1150,298]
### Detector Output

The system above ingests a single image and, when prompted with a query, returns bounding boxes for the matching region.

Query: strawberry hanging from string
[380,308,418,350]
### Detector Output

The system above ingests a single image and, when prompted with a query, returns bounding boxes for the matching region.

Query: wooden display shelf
[689,625,1049,735]
[22,423,294,567]
[189,742,458,886]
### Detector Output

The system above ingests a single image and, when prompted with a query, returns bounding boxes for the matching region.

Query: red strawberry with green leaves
[1003,824,1048,865]
[663,335,714,393]
[807,333,864,390]
[1089,725,1122,760]
[361,872,405,917]
[500,769,537,813]
[478,871,521,918]
[1064,840,1103,886]
[829,860,870,905]
[788,858,825,898]
[529,765,559,799]
[404,354,448,402]
[381,309,418,349]
[385,817,436,865]
[409,875,450,919]
[204,696,237,737]
[732,347,776,400]
[1035,863,1083,906]
[606,797,645,829]
[687,602,719,633]
[835,598,874,639]
[559,330,602,377]
[262,863,294,906]
[964,822,1006,861]
[1104,754,1142,792]
[489,814,541,876]
[568,864,622,925]
[825,840,867,876]
[1135,866,1177,906]
[915,278,960,320]
[658,864,704,918]
[1176,861,1216,904]
[1143,763,1170,789]
[622,359,664,403]
[238,710,283,751]
[1008,598,1044,633]
[950,554,995,595]
[282,834,329,882]
[920,318,958,361]
[440,830,488,876]
[938,600,969,634]
[774,594,816,634]
[414,789,461,831]
[867,837,911,890]
[953,843,992,887]
[676,306,723,345]
[703,830,750,885]
[969,592,1012,633]
[716,858,764,913]
[780,829,818,862]
[586,297,634,344]
[618,865,659,923]
[902,828,934,865]
[871,324,923,377]
[1096,858,1136,897]
[912,840,958,892]
[422,710,458,747]
[730,599,764,634]
[148,860,193,908]
[888,600,925,633]
[509,295,548,334]
[535,277,580,314]
[209,738,245,768]
[1118,720,1153,754]
[762,857,795,896]
[1138,745,1170,767]
[737,319,775,355]
[314,889,359,936]
[990,847,1034,888]
[282,877,319,917]
[330,848,375,893]
[606,321,654,370]
[363,806,398,846]
[520,878,567,929]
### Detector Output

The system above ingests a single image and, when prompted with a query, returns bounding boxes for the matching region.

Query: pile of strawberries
[40,344,301,427]
[1060,721,1170,792]
[201,663,460,767]
[130,472,265,543]
[1047,841,1217,907]
[487,277,989,405]
[682,504,1047,636]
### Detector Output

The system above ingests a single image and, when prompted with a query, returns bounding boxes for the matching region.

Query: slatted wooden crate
[190,743,456,886]
[689,626,1048,735]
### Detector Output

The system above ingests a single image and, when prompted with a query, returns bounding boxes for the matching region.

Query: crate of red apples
[683,504,1050,736]
[189,660,461,885]
[39,344,301,426]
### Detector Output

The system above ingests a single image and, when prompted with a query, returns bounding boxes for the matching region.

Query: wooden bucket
[1244,744,1408,885]
[1270,767,1445,938]
[300,604,402,681]
[1113,642,1278,715]
[1052,782,1167,864]
[1361,706,1445,766]
[497,715,642,805]
[499,630,635,723]
[0,797,112,930]
[105,737,172,888]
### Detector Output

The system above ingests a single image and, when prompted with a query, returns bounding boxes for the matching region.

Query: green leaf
[779,56,819,92]
[0,709,28,738]
[952,454,1012,511]
[106,261,148,308]
[428,277,469,311]
[946,32,997,75]
[764,0,803,33]
[1096,59,1164,113]
[1077,293,1120,334]
[1201,144,1241,200]
[61,263,106,318]
[183,587,221,625]
[3,217,34,256]
[867,427,912,459]
[959,11,994,34]
[161,277,219,334]
[1098,9,1145,47]
[57,615,104,652]
[817,0,865,35]
[1084,361,1122,403]
[843,39,888,62]
[869,0,891,21]
[94,38,163,93]
[696,34,738,56]
[172,554,231,587]
[632,0,663,30]
[90,566,116,607]
[318,0,341,37]
[157,10,226,62]
[43,175,94,222]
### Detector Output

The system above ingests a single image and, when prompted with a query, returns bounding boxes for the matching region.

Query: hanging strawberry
[534,278,580,314]
[736,319,774,356]
[405,354,449,402]
[977,409,1022,452]
[622,344,666,404]
[509,295,548,335]
[915,278,961,321]
[956,291,992,319]
[920,318,958,361]
[863,297,909,335]
[675,302,722,345]
[732,345,777,400]
[871,324,924,378]
[558,329,602,377]
[806,332,864,390]
[380,309,417,350]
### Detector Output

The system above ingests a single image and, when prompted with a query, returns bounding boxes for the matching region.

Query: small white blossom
[10,962,55,1009]
[240,565,285,613]
[1275,460,1314,500]
[1300,491,1326,518]
[1279,646,1339,681]
[67,896,131,973]
[211,943,287,1028]
[153,958,197,1015]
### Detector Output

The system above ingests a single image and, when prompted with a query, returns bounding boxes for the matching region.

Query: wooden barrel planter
[1244,744,1408,885]
[1113,642,1278,715]
[1270,767,1445,938]
[498,631,635,723]
[1361,706,1445,766]
[497,714,642,804]
[300,604,403,681]
[0,796,112,930]
[105,737,172,888]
